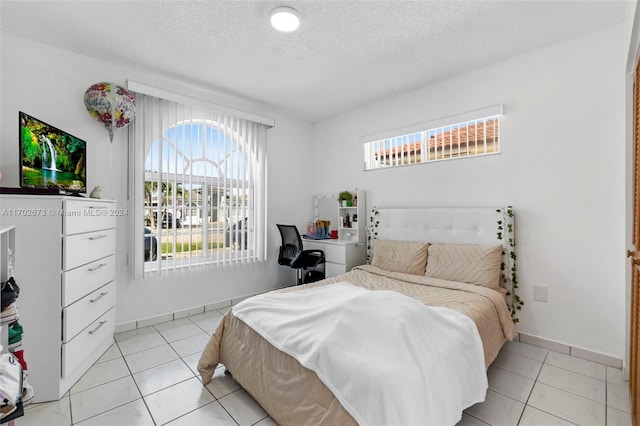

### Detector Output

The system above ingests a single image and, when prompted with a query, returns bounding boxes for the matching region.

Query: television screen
[19,112,87,193]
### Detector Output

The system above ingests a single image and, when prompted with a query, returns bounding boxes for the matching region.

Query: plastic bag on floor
[0,353,22,406]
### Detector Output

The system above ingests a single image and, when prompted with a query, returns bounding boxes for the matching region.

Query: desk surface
[303,238,362,245]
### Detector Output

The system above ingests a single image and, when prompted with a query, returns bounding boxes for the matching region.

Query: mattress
[198,265,517,425]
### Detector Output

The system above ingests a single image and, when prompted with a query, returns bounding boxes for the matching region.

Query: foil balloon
[84,82,135,142]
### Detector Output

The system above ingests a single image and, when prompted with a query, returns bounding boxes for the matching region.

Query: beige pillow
[425,244,503,289]
[372,240,429,275]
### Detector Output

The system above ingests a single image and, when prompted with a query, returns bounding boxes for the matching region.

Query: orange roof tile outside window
[364,115,500,170]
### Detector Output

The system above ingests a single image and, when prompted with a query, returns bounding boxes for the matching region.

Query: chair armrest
[303,249,325,257]
[290,249,325,268]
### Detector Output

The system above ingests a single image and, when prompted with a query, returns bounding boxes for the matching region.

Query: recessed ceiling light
[270,6,301,33]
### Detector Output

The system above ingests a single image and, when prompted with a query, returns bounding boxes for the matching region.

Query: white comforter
[232,282,488,425]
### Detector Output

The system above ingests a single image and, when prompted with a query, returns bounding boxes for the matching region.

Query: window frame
[362,105,503,171]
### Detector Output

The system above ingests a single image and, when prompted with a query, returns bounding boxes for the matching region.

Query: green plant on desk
[338,191,353,207]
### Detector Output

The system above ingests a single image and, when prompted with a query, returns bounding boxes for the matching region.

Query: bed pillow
[371,239,429,275]
[425,243,503,289]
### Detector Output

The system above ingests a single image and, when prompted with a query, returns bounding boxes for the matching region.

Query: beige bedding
[198,265,517,425]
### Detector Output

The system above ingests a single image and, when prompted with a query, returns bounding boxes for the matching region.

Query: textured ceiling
[0,0,629,122]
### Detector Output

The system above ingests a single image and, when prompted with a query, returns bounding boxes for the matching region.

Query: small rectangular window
[363,109,501,170]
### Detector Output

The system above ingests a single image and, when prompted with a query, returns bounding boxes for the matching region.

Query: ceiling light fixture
[270,6,301,33]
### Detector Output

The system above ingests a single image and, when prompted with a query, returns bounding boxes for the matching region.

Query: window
[363,107,502,170]
[132,94,268,275]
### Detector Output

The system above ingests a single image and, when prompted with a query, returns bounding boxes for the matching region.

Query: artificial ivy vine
[366,207,380,263]
[497,205,523,324]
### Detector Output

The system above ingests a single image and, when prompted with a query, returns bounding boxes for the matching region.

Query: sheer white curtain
[130,93,268,277]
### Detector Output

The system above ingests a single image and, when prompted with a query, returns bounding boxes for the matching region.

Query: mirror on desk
[313,192,339,231]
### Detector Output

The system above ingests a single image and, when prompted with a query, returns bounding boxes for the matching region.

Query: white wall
[314,24,627,359]
[0,32,316,324]
[1,22,629,358]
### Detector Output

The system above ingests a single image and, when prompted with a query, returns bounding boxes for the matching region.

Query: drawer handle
[88,320,107,335]
[88,263,107,272]
[89,234,108,241]
[89,292,108,303]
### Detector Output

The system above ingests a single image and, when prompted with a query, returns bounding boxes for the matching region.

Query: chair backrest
[276,224,303,267]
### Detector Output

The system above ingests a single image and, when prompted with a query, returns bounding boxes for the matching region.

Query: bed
[198,207,518,425]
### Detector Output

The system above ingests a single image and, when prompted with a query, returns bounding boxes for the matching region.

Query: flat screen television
[19,111,87,194]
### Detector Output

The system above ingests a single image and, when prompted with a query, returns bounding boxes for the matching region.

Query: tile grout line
[113,320,190,425]
[517,349,608,426]
[505,348,603,426]
[503,347,613,385]
[69,342,151,425]
[68,389,74,426]
[150,314,226,425]
[112,335,155,426]
[183,311,263,425]
[513,349,548,425]
[116,315,218,426]
[158,312,241,426]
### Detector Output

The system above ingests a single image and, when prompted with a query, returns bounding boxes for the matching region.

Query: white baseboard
[114,285,290,334]
[518,332,622,368]
[114,301,231,334]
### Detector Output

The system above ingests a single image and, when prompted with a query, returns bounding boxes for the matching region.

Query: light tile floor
[14,309,632,426]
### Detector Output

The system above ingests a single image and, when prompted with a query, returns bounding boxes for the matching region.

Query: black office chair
[277,224,326,285]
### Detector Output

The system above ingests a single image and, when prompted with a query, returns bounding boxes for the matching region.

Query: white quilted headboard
[375,207,506,246]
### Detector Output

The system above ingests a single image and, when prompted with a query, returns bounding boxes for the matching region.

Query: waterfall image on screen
[19,112,87,193]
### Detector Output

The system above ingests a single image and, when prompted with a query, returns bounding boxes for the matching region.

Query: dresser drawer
[64,229,115,271]
[63,255,115,307]
[304,241,345,264]
[63,281,115,343]
[62,308,115,378]
[63,199,116,235]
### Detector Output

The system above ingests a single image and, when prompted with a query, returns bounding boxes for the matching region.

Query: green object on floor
[8,321,23,344]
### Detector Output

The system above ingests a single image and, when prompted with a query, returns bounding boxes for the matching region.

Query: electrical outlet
[533,285,548,303]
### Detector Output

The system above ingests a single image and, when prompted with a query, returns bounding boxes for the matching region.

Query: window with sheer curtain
[130,93,269,276]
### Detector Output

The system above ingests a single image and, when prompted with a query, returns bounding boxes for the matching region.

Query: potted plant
[338,191,353,207]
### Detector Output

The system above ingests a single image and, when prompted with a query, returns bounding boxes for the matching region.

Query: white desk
[302,239,366,278]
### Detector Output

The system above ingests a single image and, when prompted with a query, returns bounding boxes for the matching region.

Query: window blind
[131,94,268,277]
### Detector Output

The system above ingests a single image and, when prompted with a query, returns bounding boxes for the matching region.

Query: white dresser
[302,239,365,277]
[0,195,116,402]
